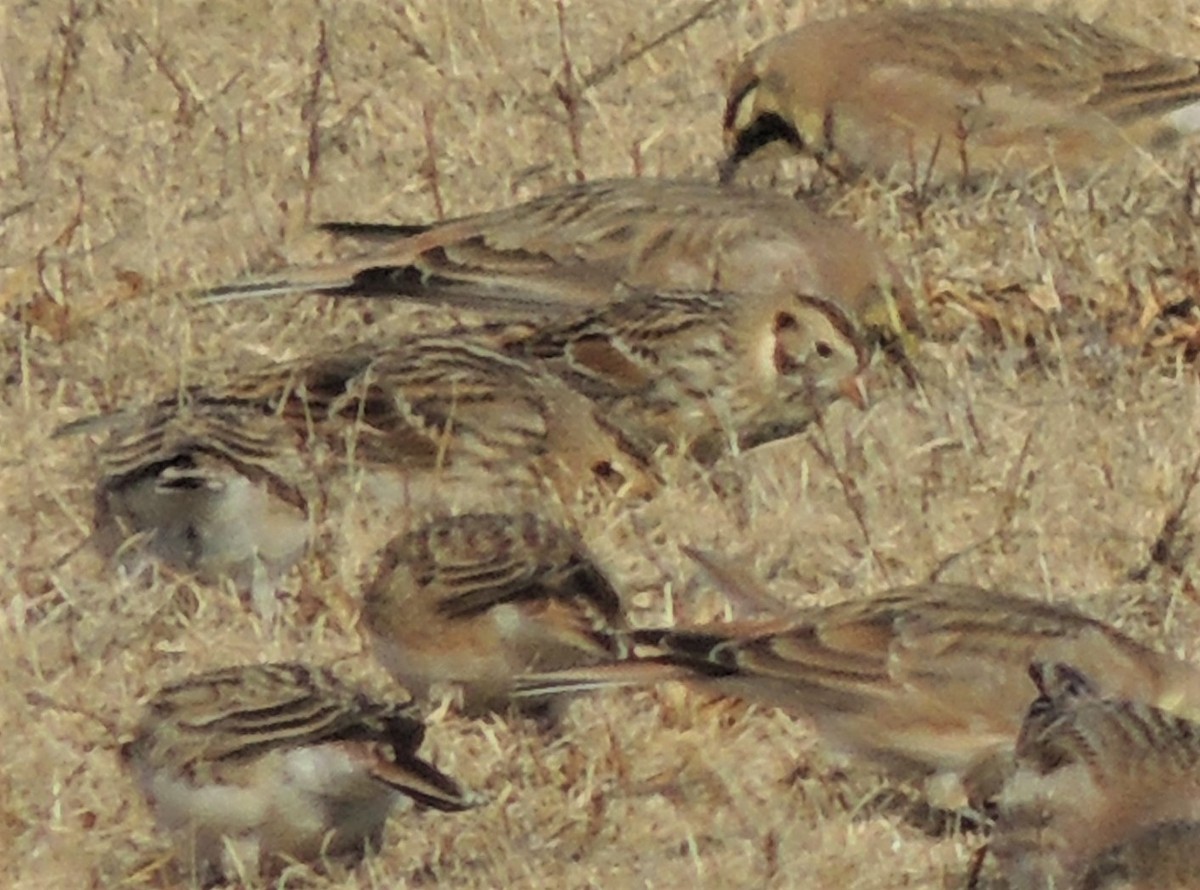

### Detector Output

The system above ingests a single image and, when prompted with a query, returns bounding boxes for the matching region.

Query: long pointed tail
[511,658,700,699]
[200,260,385,304]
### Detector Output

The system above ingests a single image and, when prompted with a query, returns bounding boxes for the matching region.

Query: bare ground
[6,0,1200,887]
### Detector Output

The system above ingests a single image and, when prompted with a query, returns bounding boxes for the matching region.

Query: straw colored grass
[6,0,1200,886]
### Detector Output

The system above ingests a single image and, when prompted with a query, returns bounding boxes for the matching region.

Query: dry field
[6,0,1200,887]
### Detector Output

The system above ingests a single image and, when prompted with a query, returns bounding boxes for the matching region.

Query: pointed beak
[838,372,869,410]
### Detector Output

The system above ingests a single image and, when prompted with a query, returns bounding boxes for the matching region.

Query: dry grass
[7,0,1200,887]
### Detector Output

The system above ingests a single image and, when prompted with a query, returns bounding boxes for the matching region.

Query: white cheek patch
[733,85,760,132]
[754,327,782,381]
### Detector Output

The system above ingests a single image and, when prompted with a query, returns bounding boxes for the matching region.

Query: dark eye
[774,312,798,332]
[815,341,834,358]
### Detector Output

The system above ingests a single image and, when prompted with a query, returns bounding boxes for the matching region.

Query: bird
[201,178,886,319]
[494,286,871,463]
[121,662,476,883]
[66,336,655,589]
[720,7,1200,186]
[980,661,1200,890]
[1074,821,1200,890]
[77,398,315,597]
[362,511,629,715]
[514,579,1200,812]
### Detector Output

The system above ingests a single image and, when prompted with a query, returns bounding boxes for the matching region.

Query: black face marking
[721,112,806,182]
[774,311,798,332]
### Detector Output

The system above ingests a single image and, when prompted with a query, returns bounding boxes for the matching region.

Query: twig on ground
[421,102,445,219]
[301,20,331,223]
[554,0,586,182]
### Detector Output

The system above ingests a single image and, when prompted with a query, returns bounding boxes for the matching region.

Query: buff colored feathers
[499,287,869,462]
[123,663,474,882]
[363,511,629,714]
[517,581,1200,810]
[69,337,654,587]
[722,7,1200,184]
[981,662,1200,889]
[204,178,885,316]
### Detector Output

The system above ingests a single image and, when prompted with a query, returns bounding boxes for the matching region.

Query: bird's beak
[838,372,869,410]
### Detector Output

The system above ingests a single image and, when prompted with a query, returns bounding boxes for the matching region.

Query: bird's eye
[815,341,834,358]
[774,312,798,332]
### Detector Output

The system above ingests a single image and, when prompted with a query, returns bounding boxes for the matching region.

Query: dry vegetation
[6,0,1200,887]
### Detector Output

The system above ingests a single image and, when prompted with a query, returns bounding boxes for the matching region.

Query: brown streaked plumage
[122,663,475,882]
[203,178,885,317]
[982,662,1200,890]
[216,337,654,493]
[66,337,654,587]
[516,583,1200,810]
[363,511,629,715]
[721,8,1200,186]
[1077,821,1200,890]
[83,398,314,595]
[497,287,870,463]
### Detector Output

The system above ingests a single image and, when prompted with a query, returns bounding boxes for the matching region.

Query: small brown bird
[516,583,1200,810]
[1076,821,1200,890]
[215,337,655,495]
[203,178,885,317]
[982,662,1200,890]
[497,287,870,462]
[122,663,475,882]
[69,337,653,587]
[79,398,314,595]
[721,7,1200,185]
[362,511,629,715]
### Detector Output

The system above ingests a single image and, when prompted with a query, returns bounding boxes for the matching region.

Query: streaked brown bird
[721,7,1200,186]
[982,662,1200,890]
[495,287,870,462]
[122,662,475,882]
[74,398,314,596]
[67,337,653,589]
[516,579,1200,811]
[203,178,885,317]
[363,511,629,715]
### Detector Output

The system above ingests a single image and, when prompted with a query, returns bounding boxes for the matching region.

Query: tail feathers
[200,262,369,304]
[370,750,479,812]
[200,261,576,314]
[319,221,432,241]
[511,659,699,699]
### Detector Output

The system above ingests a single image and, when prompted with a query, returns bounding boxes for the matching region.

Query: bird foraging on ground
[203,178,886,319]
[721,7,1200,186]
[122,662,476,883]
[516,576,1200,812]
[978,661,1200,889]
[363,511,630,716]
[65,336,654,590]
[496,286,871,463]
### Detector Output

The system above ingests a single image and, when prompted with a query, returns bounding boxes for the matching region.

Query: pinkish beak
[839,373,869,410]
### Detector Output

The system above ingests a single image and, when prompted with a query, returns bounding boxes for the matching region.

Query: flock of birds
[59,6,1200,888]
